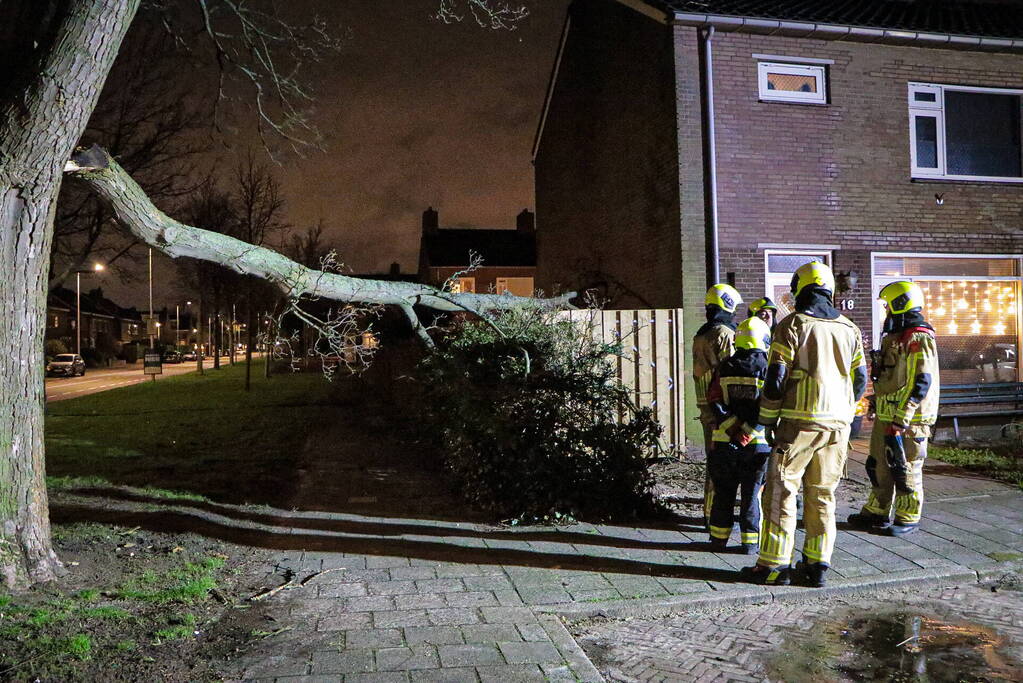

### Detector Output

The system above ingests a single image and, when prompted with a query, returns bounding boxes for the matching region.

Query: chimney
[422,206,439,234]
[389,262,401,276]
[516,208,535,233]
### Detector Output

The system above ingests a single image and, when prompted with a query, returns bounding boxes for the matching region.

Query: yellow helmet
[790,261,836,297]
[705,284,742,313]
[748,297,777,315]
[735,316,772,352]
[878,280,924,315]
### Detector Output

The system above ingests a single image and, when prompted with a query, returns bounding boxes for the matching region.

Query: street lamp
[75,262,104,355]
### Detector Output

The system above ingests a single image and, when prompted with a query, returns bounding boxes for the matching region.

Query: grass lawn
[931,443,1023,491]
[46,359,346,506]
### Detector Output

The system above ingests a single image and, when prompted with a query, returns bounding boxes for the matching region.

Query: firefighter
[848,281,939,537]
[693,284,742,527]
[747,297,778,330]
[706,316,773,555]
[741,261,867,587]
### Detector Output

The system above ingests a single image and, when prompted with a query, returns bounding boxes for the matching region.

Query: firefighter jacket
[873,324,940,426]
[693,319,735,409]
[760,311,866,431]
[707,349,771,449]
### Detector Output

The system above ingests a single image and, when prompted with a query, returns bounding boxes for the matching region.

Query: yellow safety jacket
[874,327,940,426]
[693,324,735,409]
[760,312,866,431]
[711,376,769,446]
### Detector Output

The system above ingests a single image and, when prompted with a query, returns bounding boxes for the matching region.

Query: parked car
[182,350,198,361]
[162,350,183,364]
[46,353,85,377]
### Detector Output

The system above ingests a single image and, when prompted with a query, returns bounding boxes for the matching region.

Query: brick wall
[534,0,684,310]
[704,32,1023,343]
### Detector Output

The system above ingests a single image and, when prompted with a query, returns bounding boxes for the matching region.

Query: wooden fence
[564,308,686,454]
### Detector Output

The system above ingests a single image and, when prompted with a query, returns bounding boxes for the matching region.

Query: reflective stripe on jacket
[874,328,940,425]
[760,312,866,430]
[693,325,735,407]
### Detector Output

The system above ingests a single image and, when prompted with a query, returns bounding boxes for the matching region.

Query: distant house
[47,287,144,352]
[417,207,537,297]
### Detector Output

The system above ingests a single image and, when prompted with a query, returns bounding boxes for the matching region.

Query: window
[871,254,1022,383]
[450,277,475,294]
[495,277,534,297]
[764,249,833,318]
[909,83,1023,181]
[758,62,827,104]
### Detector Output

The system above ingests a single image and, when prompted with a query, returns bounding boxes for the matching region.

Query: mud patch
[768,608,1023,682]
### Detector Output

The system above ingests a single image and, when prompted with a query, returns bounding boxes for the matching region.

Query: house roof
[648,0,1023,40]
[421,229,536,268]
[48,287,143,321]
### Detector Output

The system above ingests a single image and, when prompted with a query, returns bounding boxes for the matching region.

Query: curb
[538,560,1023,623]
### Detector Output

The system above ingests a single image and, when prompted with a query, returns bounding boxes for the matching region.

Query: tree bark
[66,148,575,318]
[0,0,140,588]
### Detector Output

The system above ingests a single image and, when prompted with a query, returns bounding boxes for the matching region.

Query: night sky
[102,0,570,309]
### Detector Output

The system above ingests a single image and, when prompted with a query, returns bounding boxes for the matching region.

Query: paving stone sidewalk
[195,434,1023,682]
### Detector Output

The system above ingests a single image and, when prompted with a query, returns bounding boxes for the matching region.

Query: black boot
[799,557,829,588]
[739,564,791,586]
[709,536,729,551]
[885,521,919,537]
[847,512,891,530]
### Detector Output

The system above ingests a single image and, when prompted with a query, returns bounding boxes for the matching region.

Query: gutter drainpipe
[701,26,720,286]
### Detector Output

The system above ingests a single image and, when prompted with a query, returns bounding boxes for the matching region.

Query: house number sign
[839,299,855,310]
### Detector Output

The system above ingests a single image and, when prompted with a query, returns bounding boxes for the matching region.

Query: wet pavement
[574,574,1023,682]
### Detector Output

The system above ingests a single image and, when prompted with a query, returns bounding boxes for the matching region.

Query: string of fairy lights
[918,280,1017,336]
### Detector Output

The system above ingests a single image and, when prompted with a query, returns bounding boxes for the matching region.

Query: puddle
[768,609,1023,682]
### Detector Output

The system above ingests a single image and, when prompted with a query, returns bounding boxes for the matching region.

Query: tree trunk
[0,0,140,588]
[244,287,253,391]
[213,309,221,370]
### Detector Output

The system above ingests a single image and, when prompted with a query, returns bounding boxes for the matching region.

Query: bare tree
[0,0,534,588]
[50,22,206,291]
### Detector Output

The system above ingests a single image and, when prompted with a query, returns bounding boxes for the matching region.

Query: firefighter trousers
[759,420,849,568]
[699,410,716,524]
[708,444,769,545]
[861,421,929,525]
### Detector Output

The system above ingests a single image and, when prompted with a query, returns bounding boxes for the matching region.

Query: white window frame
[869,252,1023,351]
[909,82,1023,183]
[763,248,833,299]
[757,62,827,105]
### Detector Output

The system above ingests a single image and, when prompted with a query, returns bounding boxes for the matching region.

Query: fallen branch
[65,146,575,329]
[247,567,345,602]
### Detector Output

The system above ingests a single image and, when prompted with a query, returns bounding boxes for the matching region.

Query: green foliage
[153,614,196,643]
[117,555,224,604]
[45,339,69,359]
[417,308,661,522]
[64,634,92,660]
[931,444,1023,490]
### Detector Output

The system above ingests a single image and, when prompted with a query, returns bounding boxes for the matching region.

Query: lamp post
[74,263,104,355]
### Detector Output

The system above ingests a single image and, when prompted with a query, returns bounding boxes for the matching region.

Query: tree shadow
[50,500,746,584]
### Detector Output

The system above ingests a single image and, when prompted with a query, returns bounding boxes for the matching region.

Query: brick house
[418,207,538,297]
[47,287,145,353]
[534,0,1023,446]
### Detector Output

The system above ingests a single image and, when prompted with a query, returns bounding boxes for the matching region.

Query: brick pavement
[53,436,1023,682]
[572,577,1023,682]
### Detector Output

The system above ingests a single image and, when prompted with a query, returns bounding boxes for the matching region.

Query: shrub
[45,339,69,360]
[416,308,661,523]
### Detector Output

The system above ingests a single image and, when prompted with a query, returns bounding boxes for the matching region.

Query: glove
[726,421,754,447]
[884,428,910,493]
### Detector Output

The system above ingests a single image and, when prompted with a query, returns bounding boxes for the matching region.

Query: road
[45,359,224,402]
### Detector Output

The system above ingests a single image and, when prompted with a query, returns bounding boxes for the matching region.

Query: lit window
[496,277,534,297]
[757,62,827,105]
[909,82,1023,181]
[450,277,476,294]
[872,255,1021,383]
